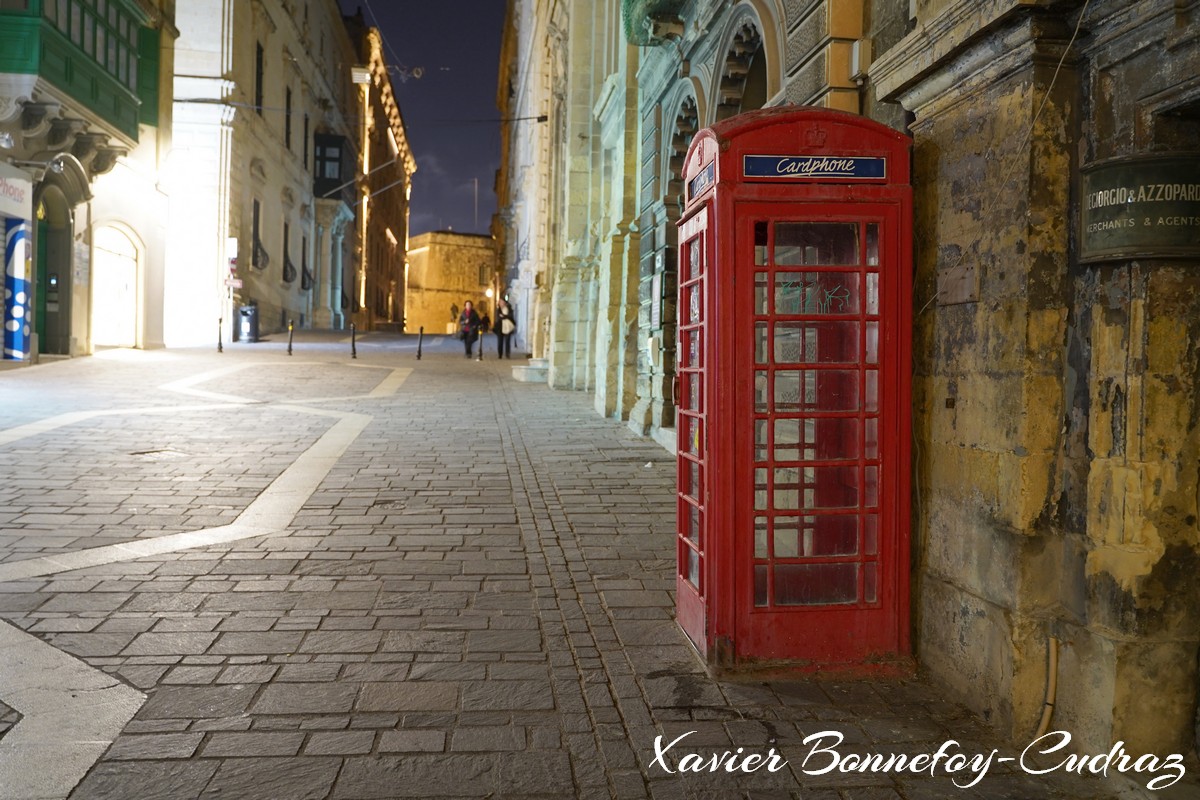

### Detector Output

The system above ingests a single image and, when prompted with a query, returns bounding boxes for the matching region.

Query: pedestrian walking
[458,301,482,358]
[494,299,516,359]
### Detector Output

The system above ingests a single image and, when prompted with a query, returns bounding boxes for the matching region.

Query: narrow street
[0,334,1148,799]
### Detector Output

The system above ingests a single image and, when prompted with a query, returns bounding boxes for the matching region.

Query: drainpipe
[1035,637,1060,738]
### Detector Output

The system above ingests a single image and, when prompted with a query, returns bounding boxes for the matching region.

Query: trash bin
[238,305,259,343]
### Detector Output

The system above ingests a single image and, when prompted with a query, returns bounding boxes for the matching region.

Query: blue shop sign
[743,154,887,181]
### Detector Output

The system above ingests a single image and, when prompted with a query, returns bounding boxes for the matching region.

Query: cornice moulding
[871,0,1044,107]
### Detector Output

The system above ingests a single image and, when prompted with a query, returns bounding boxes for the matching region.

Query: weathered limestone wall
[910,14,1073,736]
[1060,0,1200,756]
[876,0,1200,756]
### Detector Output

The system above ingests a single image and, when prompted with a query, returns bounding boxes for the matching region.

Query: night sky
[336,1,506,237]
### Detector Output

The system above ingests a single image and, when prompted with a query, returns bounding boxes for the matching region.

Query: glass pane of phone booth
[751,220,881,609]
[677,219,707,611]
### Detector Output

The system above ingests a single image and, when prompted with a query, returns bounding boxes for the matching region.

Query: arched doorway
[35,186,74,356]
[715,22,766,122]
[92,225,140,348]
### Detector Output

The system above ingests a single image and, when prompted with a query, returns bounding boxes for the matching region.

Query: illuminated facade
[166,0,360,345]
[0,0,176,359]
[405,231,497,336]
[344,14,416,332]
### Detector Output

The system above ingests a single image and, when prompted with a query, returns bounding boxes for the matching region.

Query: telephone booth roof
[681,106,911,210]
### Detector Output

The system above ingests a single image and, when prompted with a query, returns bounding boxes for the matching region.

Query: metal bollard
[218,317,223,353]
[417,326,423,360]
[287,319,294,356]
[476,332,483,361]
[351,323,357,359]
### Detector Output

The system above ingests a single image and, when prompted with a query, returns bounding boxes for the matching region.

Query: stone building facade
[496,0,565,361]
[406,231,498,336]
[345,14,416,333]
[1,0,177,359]
[166,0,369,345]
[498,0,1200,760]
[874,0,1200,759]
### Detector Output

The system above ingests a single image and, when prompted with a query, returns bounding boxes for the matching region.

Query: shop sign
[743,155,886,181]
[0,162,33,220]
[1080,155,1200,262]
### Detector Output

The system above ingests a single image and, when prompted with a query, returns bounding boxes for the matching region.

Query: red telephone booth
[675,107,913,669]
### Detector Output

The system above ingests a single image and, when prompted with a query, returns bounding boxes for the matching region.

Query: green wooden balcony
[0,0,157,141]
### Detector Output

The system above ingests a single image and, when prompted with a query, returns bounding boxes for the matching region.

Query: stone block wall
[406,232,497,336]
[875,0,1200,757]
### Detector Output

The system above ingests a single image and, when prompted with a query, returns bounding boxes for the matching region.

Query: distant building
[0,0,176,359]
[406,231,498,336]
[167,0,361,345]
[345,13,416,333]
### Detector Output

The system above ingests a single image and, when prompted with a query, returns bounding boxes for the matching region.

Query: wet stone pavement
[0,333,1178,799]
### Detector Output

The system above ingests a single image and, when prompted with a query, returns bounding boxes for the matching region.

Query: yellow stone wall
[406,232,497,336]
[876,0,1200,756]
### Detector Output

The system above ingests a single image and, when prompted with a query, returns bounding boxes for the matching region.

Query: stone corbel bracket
[46,117,87,151]
[249,157,268,183]
[20,101,60,139]
[71,132,111,170]
[90,147,128,177]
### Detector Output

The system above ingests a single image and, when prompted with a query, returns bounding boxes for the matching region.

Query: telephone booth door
[738,206,909,663]
[675,107,912,669]
[675,209,712,654]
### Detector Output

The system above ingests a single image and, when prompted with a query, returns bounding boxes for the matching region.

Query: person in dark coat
[494,299,517,359]
[459,301,482,357]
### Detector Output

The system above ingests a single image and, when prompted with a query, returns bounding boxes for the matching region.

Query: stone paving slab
[0,700,18,744]
[0,335,1193,799]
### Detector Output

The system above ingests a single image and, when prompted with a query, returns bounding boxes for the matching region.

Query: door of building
[92,226,139,348]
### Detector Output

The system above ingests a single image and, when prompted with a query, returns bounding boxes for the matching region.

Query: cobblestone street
[0,334,1179,799]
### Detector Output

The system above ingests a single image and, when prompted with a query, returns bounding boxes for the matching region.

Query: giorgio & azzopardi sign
[1080,154,1200,263]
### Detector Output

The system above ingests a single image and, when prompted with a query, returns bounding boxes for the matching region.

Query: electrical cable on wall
[916,0,1092,315]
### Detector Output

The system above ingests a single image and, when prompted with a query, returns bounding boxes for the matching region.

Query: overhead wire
[357,0,417,80]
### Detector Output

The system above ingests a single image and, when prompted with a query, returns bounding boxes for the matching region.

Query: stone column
[330,229,346,330]
[549,258,583,389]
[316,221,327,324]
[613,222,641,421]
[312,207,333,328]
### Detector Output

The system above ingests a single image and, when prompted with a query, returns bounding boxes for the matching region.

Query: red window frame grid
[750,218,883,611]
